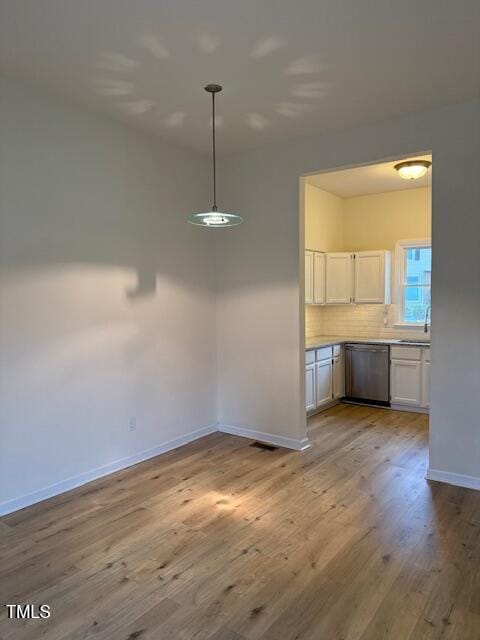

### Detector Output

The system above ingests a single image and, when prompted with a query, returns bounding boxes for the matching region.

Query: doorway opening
[301,153,432,430]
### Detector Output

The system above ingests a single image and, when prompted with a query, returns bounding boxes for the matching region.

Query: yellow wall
[304,183,344,252]
[343,187,431,252]
[305,184,431,254]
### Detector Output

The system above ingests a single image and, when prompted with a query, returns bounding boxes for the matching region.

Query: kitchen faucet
[424,305,431,334]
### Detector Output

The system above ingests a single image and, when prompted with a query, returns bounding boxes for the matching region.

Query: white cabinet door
[421,361,430,409]
[390,359,421,406]
[354,251,391,303]
[333,355,344,399]
[316,359,333,408]
[305,250,314,304]
[305,363,316,412]
[325,253,353,304]
[313,252,326,304]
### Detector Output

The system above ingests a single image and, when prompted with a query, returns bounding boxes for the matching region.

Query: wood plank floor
[1,404,480,639]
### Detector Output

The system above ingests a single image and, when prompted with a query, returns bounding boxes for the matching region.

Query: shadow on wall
[0,78,215,301]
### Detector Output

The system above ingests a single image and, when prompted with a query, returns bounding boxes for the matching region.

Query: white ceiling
[1,1,479,153]
[306,154,432,197]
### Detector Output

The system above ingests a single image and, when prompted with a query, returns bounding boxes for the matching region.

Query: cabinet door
[325,253,353,304]
[333,355,344,399]
[313,252,326,304]
[354,251,390,303]
[390,359,421,406]
[305,250,314,304]
[316,359,333,408]
[421,361,430,408]
[305,363,316,412]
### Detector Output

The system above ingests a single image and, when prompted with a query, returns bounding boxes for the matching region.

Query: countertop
[305,335,431,351]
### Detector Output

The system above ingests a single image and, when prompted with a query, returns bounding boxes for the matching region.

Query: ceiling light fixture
[394,159,432,180]
[187,85,243,228]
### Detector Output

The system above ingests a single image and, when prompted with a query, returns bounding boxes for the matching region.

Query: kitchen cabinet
[306,343,429,414]
[354,251,391,304]
[316,358,333,408]
[390,345,429,411]
[313,251,326,304]
[305,345,344,412]
[325,253,353,304]
[390,359,421,406]
[421,348,430,408]
[305,250,314,304]
[305,362,316,412]
[333,352,344,399]
[305,250,325,304]
[324,251,391,305]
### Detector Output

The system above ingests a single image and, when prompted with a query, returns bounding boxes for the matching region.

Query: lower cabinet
[307,343,430,414]
[390,359,421,406]
[421,360,430,409]
[316,359,333,408]
[390,346,430,411]
[305,362,316,412]
[333,354,344,399]
[305,345,344,413]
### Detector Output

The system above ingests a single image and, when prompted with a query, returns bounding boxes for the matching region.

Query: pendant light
[394,159,432,180]
[187,85,243,227]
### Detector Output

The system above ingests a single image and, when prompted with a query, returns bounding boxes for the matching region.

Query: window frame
[394,238,432,328]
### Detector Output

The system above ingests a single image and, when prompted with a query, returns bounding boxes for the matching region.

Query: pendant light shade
[187,84,243,227]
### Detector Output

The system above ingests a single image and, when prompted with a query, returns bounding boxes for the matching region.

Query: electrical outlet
[128,416,136,432]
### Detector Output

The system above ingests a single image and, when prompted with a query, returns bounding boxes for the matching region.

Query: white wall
[0,78,217,511]
[217,99,480,482]
[1,79,479,512]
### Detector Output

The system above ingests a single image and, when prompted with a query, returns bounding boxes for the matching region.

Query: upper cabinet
[354,251,391,304]
[305,250,314,304]
[305,249,391,305]
[313,252,326,304]
[325,253,353,304]
[305,250,325,304]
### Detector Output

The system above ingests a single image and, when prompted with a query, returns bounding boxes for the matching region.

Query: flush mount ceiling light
[394,159,432,180]
[187,85,243,228]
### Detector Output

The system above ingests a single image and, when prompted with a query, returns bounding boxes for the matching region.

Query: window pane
[403,286,431,323]
[406,285,419,301]
[405,246,431,281]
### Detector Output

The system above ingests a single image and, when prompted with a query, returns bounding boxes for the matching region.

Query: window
[395,239,432,325]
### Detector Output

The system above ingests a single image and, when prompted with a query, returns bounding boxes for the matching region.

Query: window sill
[393,323,429,331]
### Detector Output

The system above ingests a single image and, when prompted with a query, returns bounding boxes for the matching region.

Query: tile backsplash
[305,304,430,341]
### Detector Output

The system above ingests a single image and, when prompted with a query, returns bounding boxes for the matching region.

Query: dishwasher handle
[345,344,389,353]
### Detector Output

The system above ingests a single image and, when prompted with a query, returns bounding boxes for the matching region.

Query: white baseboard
[426,468,480,491]
[0,421,312,517]
[218,423,311,451]
[0,423,217,517]
[390,404,429,414]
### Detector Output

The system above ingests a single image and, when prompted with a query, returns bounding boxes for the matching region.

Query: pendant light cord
[211,90,217,211]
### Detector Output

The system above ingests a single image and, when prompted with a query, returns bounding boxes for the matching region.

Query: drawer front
[332,344,342,357]
[305,350,316,365]
[316,346,333,361]
[391,346,421,361]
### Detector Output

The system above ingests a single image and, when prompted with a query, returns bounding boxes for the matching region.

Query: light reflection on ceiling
[94,34,329,135]
[2,1,478,154]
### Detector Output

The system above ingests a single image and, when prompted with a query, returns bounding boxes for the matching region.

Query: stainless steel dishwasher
[345,343,390,406]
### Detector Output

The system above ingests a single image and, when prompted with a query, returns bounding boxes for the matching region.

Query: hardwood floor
[1,404,480,639]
